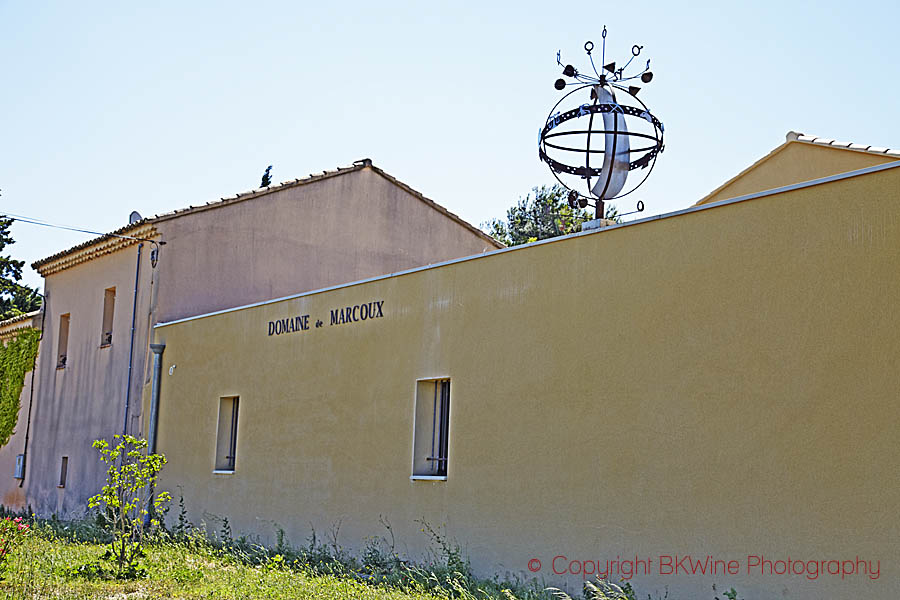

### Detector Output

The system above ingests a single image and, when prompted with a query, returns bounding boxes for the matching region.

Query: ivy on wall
[0,328,40,448]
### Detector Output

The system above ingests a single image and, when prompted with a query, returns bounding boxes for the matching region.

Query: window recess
[412,379,450,479]
[215,396,239,472]
[100,287,115,346]
[58,456,68,488]
[57,314,70,369]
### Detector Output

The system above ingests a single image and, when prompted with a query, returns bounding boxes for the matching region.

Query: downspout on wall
[147,344,165,454]
[122,243,143,438]
[144,342,166,527]
[143,241,163,388]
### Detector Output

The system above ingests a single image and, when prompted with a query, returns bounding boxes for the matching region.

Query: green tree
[89,435,171,578]
[0,200,42,321]
[483,184,618,247]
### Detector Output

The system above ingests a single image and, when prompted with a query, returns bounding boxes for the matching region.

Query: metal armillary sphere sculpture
[538,27,664,219]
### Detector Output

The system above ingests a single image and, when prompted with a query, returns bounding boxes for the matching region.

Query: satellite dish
[129,211,143,224]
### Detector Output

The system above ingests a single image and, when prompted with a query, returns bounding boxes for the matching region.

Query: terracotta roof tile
[0,310,41,328]
[787,131,899,156]
[696,132,900,207]
[31,220,156,271]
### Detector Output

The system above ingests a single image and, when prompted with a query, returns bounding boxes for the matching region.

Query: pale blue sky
[2,1,898,290]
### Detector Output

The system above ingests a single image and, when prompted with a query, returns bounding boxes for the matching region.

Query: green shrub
[0,516,30,579]
[87,434,171,578]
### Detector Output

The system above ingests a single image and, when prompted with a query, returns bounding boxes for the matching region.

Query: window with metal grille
[100,287,115,346]
[57,314,70,369]
[215,397,239,472]
[412,379,450,479]
[58,456,68,488]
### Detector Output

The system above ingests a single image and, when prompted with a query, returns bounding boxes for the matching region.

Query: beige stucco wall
[0,381,32,511]
[149,165,900,599]
[697,141,898,205]
[153,167,500,323]
[11,244,157,517]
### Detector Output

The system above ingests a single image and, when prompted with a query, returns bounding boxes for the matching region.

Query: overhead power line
[0,210,159,244]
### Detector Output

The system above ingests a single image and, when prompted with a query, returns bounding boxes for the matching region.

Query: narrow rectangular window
[412,379,450,478]
[101,287,115,346]
[215,396,239,471]
[58,456,68,488]
[13,454,24,479]
[57,314,70,369]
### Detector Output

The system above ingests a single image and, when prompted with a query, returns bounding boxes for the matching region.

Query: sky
[2,0,899,290]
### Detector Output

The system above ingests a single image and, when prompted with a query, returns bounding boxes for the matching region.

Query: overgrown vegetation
[0,326,39,447]
[0,516,30,580]
[0,508,545,600]
[0,503,749,600]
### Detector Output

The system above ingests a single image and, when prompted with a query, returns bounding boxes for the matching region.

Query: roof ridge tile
[788,131,899,158]
[31,159,502,274]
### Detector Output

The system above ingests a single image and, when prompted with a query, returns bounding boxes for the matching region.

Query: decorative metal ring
[540,33,664,205]
[541,103,664,135]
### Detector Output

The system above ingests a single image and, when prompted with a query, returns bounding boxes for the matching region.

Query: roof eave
[32,222,159,277]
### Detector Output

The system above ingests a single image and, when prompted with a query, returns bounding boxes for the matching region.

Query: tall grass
[0,509,551,600]
[0,508,737,599]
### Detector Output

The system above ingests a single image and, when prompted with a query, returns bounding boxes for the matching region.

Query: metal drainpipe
[147,344,165,454]
[122,243,143,438]
[19,292,46,487]
[144,343,166,527]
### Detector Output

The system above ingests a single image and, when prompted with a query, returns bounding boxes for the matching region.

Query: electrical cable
[0,211,158,244]
[1,210,165,268]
